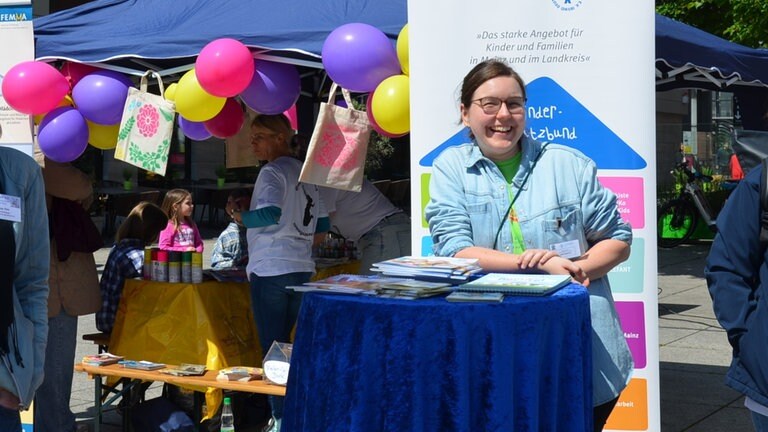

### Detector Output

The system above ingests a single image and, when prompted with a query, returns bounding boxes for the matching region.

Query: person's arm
[210,232,236,269]
[705,173,763,350]
[237,206,281,228]
[157,223,176,250]
[14,160,50,403]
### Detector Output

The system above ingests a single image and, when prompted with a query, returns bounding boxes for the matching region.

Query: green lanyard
[491,143,549,250]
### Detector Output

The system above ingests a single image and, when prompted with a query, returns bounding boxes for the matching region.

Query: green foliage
[657,1,768,48]
[215,165,227,178]
[122,168,133,181]
[350,97,395,175]
[127,139,170,173]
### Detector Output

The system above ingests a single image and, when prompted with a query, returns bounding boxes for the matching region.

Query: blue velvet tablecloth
[283,284,592,432]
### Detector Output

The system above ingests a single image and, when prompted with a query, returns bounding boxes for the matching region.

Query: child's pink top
[158,220,204,252]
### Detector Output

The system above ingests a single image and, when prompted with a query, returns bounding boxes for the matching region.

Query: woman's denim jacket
[0,147,50,409]
[425,136,633,405]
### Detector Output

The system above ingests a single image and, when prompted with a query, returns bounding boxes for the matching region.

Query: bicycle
[657,161,727,248]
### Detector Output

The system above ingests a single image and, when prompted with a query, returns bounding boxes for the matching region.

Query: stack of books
[82,353,124,366]
[370,256,483,283]
[289,274,453,299]
[118,360,166,370]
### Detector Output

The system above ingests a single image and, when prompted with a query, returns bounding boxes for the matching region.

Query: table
[109,279,261,419]
[74,363,284,432]
[283,284,592,432]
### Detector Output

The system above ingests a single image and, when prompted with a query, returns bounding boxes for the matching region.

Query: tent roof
[655,14,768,91]
[33,0,407,77]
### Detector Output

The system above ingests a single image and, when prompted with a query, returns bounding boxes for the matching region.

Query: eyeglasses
[472,96,526,115]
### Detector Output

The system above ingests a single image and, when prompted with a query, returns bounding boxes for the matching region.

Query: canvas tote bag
[299,83,371,192]
[115,70,175,176]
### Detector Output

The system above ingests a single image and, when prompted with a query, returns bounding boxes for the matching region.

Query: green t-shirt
[495,153,525,254]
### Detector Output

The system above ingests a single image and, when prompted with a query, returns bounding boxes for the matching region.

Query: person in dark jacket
[706,162,768,431]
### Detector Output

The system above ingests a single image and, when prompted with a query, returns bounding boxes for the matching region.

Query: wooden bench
[82,332,110,354]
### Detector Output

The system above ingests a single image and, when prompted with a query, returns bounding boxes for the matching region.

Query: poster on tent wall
[0,2,33,158]
[409,1,657,431]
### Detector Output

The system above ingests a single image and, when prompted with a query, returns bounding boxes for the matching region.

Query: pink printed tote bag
[299,83,371,192]
[115,70,175,176]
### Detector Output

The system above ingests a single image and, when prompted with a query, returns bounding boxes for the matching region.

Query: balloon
[371,74,410,136]
[396,24,409,75]
[204,98,245,138]
[335,97,348,108]
[60,61,99,90]
[72,70,133,125]
[33,95,73,125]
[178,116,212,141]
[283,104,298,130]
[239,60,301,115]
[175,69,226,122]
[38,107,89,162]
[322,23,401,93]
[164,82,178,101]
[366,93,406,138]
[195,38,255,97]
[1,61,69,115]
[87,120,119,150]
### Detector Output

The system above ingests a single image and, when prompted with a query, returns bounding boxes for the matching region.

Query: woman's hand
[539,256,590,287]
[517,249,559,270]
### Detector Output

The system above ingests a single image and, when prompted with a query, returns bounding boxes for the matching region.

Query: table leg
[94,376,101,432]
[193,392,206,432]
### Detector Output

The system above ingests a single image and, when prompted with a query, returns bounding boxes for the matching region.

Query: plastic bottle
[220,396,234,431]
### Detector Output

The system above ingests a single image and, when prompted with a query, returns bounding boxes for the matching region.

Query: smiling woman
[425,58,634,432]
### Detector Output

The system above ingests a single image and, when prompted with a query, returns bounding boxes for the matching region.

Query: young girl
[159,188,204,252]
[96,201,168,333]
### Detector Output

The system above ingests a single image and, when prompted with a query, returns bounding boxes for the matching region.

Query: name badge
[550,239,581,259]
[0,194,21,223]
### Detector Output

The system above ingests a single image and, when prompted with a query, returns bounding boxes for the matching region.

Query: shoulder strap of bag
[327,82,354,108]
[760,158,768,247]
[140,70,165,95]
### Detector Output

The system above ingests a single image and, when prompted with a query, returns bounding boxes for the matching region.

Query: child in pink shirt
[158,188,204,252]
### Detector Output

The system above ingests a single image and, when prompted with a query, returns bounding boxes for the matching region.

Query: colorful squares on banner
[421,235,434,256]
[598,176,645,229]
[21,401,33,432]
[420,173,430,228]
[605,378,648,431]
[609,237,644,293]
[615,301,646,369]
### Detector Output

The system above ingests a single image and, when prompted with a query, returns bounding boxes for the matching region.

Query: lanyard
[491,143,549,250]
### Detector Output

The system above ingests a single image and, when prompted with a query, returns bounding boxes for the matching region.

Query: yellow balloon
[174,69,226,122]
[87,121,120,150]
[33,95,73,125]
[396,24,409,75]
[371,74,410,136]
[164,82,178,102]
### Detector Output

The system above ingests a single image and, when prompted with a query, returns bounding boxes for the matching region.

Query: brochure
[118,360,167,371]
[458,273,571,296]
[446,291,505,303]
[82,353,124,366]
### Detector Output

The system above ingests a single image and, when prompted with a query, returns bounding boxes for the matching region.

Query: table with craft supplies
[283,283,593,431]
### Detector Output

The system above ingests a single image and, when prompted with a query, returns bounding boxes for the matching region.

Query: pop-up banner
[0,1,34,157]
[409,1,658,430]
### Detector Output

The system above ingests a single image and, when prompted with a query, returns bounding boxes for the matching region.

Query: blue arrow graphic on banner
[419,77,646,169]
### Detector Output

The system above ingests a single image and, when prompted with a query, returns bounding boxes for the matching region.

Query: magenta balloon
[1,61,69,115]
[38,107,89,163]
[283,104,298,130]
[72,70,133,125]
[178,116,212,141]
[203,98,245,138]
[60,61,100,90]
[365,94,406,139]
[196,38,255,97]
[322,23,401,93]
[239,60,301,115]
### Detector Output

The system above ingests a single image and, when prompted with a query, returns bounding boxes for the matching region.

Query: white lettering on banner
[624,332,640,339]
[0,13,29,22]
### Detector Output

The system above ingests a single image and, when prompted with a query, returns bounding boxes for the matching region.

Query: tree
[656,1,768,48]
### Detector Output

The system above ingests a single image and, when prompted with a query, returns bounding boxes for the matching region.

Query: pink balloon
[283,104,298,130]
[1,61,69,115]
[203,98,245,138]
[195,38,255,97]
[60,61,99,90]
[366,94,406,139]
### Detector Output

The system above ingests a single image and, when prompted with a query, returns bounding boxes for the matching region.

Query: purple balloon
[239,60,301,115]
[335,97,348,108]
[72,70,133,125]
[38,107,89,162]
[178,116,212,141]
[322,23,401,93]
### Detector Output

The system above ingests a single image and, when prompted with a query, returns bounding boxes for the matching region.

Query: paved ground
[65,232,753,431]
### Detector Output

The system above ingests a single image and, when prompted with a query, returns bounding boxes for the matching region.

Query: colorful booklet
[458,273,571,296]
[118,360,166,371]
[82,353,124,366]
[446,291,505,303]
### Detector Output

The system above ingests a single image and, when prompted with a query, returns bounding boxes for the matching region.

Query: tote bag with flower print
[115,70,175,175]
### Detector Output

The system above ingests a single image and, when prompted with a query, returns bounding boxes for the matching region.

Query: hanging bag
[115,70,175,176]
[299,83,371,192]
